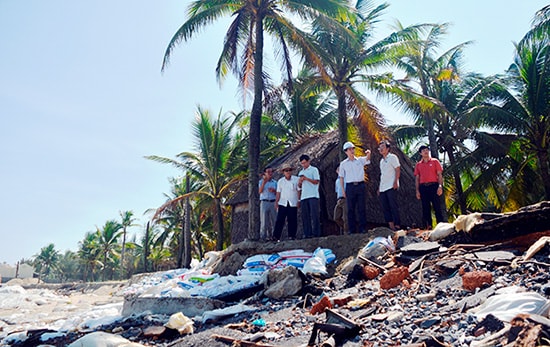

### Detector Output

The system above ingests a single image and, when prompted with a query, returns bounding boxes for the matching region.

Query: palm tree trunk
[215,198,224,251]
[426,115,438,159]
[102,253,107,281]
[447,147,467,214]
[337,87,348,161]
[184,173,192,268]
[144,222,150,273]
[177,215,184,268]
[177,200,184,268]
[537,149,550,200]
[247,17,264,241]
[120,228,126,279]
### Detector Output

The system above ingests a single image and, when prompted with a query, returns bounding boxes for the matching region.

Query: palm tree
[119,210,137,279]
[57,250,79,282]
[263,67,337,144]
[147,107,247,251]
[520,5,550,44]
[161,0,351,239]
[467,10,550,202]
[96,220,123,281]
[391,73,489,215]
[308,0,409,156]
[34,243,60,282]
[388,22,472,159]
[151,177,195,268]
[78,231,101,282]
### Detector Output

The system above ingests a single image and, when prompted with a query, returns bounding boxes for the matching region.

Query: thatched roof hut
[227,130,422,243]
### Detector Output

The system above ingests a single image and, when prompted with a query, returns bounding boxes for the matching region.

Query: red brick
[462,270,493,291]
[379,267,409,290]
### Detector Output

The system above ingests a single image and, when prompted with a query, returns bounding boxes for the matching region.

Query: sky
[0,0,546,265]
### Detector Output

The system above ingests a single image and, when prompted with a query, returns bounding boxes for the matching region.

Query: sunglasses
[283,169,292,172]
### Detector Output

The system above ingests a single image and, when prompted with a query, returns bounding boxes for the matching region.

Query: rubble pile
[1,204,549,347]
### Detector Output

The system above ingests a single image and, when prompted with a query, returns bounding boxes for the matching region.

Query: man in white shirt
[378,140,401,231]
[298,154,320,238]
[273,163,300,241]
[339,141,371,233]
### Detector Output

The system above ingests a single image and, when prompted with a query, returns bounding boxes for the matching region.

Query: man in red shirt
[414,145,445,229]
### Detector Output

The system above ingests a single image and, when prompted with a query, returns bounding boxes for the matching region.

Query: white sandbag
[303,250,327,276]
[201,303,256,323]
[428,222,455,241]
[454,213,483,233]
[67,331,145,347]
[469,289,550,322]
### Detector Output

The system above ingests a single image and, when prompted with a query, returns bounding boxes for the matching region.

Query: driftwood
[211,333,280,347]
[469,201,550,242]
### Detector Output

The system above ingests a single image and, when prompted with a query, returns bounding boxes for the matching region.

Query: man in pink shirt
[414,145,445,229]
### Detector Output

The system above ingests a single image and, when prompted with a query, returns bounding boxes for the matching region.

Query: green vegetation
[24,3,549,282]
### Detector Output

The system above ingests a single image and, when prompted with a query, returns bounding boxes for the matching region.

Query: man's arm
[437,171,443,196]
[394,166,401,189]
[415,175,421,200]
[339,176,346,199]
[258,177,266,194]
[275,191,281,211]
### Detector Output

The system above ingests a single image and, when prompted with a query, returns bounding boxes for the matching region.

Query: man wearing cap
[414,145,445,229]
[339,141,371,233]
[258,166,277,240]
[273,163,300,241]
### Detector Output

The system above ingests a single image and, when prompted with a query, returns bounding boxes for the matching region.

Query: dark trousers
[273,203,297,240]
[419,183,444,229]
[379,188,401,226]
[345,182,367,233]
[301,197,320,238]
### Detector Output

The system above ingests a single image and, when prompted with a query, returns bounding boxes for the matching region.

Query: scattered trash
[164,312,194,334]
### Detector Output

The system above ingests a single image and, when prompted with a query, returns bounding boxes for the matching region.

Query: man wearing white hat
[338,141,371,233]
[273,163,300,241]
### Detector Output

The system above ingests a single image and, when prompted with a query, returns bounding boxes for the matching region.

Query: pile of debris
[2,202,549,347]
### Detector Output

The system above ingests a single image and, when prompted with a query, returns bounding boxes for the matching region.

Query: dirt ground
[212,228,395,277]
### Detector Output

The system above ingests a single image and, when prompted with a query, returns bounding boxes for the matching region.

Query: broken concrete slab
[469,201,550,242]
[400,241,440,256]
[465,250,517,262]
[121,296,225,317]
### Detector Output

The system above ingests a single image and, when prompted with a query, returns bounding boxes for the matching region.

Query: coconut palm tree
[388,22,473,159]
[57,250,79,282]
[161,0,352,239]
[34,243,60,283]
[263,67,337,145]
[307,0,413,156]
[151,176,204,268]
[147,107,247,251]
[119,210,137,279]
[78,231,101,282]
[96,220,123,281]
[520,5,550,44]
[390,73,490,215]
[466,11,550,202]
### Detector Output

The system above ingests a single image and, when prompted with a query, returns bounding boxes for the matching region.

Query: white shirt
[379,153,400,192]
[298,165,320,200]
[276,175,300,207]
[339,156,371,183]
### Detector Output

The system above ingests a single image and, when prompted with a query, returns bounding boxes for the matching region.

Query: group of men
[259,140,445,240]
[258,154,320,241]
